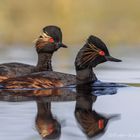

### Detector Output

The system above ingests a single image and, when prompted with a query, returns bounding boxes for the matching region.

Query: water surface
[0,45,140,140]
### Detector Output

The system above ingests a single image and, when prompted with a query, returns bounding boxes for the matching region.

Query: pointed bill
[105,55,122,62]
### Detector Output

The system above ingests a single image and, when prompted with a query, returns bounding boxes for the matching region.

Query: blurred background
[0,0,140,45]
[0,1,140,140]
[0,0,140,80]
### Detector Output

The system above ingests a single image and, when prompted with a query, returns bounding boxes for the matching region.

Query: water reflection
[0,88,76,139]
[0,88,76,102]
[75,83,120,138]
[36,99,61,139]
[0,82,121,139]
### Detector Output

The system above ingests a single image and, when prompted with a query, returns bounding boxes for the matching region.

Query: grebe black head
[75,35,122,70]
[35,26,68,71]
[36,26,67,54]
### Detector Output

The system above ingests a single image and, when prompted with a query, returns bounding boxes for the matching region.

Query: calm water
[0,45,140,140]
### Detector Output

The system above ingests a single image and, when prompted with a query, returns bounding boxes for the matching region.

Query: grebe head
[36,25,67,53]
[75,35,122,70]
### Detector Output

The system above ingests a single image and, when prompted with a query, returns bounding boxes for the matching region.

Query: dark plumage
[75,109,108,137]
[0,25,67,81]
[33,26,67,139]
[75,35,121,84]
[74,82,108,137]
[1,71,75,89]
[0,26,67,139]
[75,35,121,71]
[0,35,121,93]
[73,35,122,137]
[0,34,122,138]
[0,63,34,82]
[35,102,61,139]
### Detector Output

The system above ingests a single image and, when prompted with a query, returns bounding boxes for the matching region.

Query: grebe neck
[35,53,53,72]
[76,68,97,84]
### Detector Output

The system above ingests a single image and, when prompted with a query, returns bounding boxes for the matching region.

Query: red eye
[99,51,105,56]
[47,124,54,133]
[49,38,54,43]
[98,119,104,129]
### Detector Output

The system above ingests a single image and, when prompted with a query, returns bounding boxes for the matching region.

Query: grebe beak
[105,55,122,62]
[57,42,68,48]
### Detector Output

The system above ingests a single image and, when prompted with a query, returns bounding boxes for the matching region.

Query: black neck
[35,53,53,72]
[76,68,97,84]
[36,101,52,117]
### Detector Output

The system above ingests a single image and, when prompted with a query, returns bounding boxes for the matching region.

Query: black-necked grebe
[0,25,67,82]
[0,35,121,90]
[0,35,122,139]
[0,25,67,139]
[34,25,67,139]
